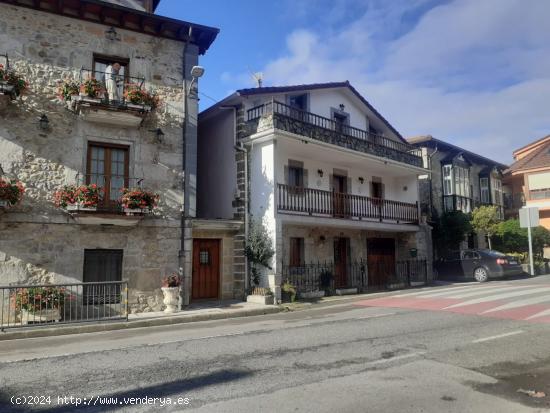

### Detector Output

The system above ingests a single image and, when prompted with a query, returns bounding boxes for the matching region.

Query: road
[1,275,550,412]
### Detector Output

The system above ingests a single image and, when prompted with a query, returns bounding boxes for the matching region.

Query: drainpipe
[220,105,250,295]
[180,27,193,306]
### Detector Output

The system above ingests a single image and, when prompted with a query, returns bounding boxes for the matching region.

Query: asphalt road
[1,276,550,413]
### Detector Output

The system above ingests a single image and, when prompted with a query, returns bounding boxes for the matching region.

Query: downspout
[180,27,192,301]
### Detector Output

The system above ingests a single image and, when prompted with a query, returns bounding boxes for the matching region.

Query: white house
[198,82,432,300]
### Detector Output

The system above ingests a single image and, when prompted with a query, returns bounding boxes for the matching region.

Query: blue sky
[156,0,550,164]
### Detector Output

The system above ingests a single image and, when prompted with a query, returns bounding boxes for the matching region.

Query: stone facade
[0,4,204,313]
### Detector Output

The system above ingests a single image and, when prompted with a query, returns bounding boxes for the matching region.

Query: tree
[244,219,275,287]
[494,218,550,260]
[433,211,472,256]
[471,206,500,250]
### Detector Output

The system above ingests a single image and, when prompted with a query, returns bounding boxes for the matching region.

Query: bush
[245,219,274,287]
[493,218,550,260]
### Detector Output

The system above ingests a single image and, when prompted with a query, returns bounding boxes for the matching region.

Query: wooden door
[334,238,349,288]
[367,238,395,288]
[83,249,123,303]
[333,175,348,217]
[192,239,220,300]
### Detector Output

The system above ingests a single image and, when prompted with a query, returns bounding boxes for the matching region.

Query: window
[288,93,308,111]
[199,250,210,265]
[491,177,502,206]
[480,177,490,204]
[289,238,304,267]
[442,165,453,195]
[87,143,129,204]
[288,165,304,188]
[83,249,123,304]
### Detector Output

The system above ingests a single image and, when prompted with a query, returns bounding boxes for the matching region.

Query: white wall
[197,110,237,219]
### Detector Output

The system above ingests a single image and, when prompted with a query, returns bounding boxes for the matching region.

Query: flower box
[78,94,102,104]
[123,208,149,215]
[64,203,97,212]
[126,103,152,111]
[20,308,61,324]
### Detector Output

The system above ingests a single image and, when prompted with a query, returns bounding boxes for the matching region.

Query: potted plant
[0,178,25,208]
[79,76,104,102]
[161,273,181,313]
[54,184,101,211]
[281,282,297,303]
[0,63,28,97]
[124,83,158,111]
[58,79,80,109]
[13,286,66,324]
[120,187,159,215]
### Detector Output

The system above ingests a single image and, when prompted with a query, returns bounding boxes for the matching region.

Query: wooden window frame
[86,142,130,205]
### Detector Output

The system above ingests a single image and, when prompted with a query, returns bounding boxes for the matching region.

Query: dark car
[435,249,524,282]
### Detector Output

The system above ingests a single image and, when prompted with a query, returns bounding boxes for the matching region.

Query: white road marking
[525,308,550,320]
[442,287,550,309]
[366,352,426,366]
[441,285,522,299]
[472,330,524,343]
[393,285,480,298]
[481,294,550,314]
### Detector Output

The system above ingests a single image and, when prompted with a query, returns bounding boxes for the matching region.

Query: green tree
[471,206,500,250]
[494,218,550,260]
[245,219,275,287]
[433,211,472,256]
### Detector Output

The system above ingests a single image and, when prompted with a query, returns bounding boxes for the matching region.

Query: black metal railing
[0,281,128,329]
[281,258,428,298]
[277,183,419,224]
[504,193,525,210]
[77,68,148,108]
[246,100,424,167]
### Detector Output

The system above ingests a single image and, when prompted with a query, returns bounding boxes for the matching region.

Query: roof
[513,134,550,156]
[506,140,550,174]
[200,81,408,144]
[0,0,219,55]
[408,135,508,169]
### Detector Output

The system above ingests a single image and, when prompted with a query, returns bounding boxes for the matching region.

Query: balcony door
[87,143,129,209]
[333,175,348,218]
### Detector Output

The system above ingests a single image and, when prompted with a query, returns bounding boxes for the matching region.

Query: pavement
[1,275,550,412]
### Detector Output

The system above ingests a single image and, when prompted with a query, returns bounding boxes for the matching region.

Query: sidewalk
[0,300,281,341]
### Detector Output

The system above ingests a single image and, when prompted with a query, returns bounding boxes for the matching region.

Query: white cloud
[241,0,550,163]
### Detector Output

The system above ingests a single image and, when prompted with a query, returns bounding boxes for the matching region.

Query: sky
[156,0,550,164]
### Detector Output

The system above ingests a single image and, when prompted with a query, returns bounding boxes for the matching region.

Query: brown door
[192,239,220,300]
[333,175,348,217]
[367,238,395,288]
[334,237,349,288]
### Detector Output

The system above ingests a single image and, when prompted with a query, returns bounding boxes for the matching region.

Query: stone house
[198,82,433,301]
[0,0,219,313]
[408,135,508,251]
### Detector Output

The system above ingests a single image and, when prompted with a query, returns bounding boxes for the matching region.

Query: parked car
[435,249,525,282]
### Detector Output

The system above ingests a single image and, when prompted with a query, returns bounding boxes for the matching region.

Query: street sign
[519,207,539,228]
[519,207,540,276]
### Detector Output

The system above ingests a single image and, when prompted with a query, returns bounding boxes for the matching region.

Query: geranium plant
[54,184,101,208]
[0,178,25,206]
[124,83,159,108]
[161,273,182,288]
[120,187,159,211]
[0,63,28,96]
[13,286,67,313]
[57,80,80,101]
[80,76,103,98]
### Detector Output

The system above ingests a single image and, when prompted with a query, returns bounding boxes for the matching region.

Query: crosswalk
[355,282,550,323]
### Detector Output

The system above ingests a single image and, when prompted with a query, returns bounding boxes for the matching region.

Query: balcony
[529,188,550,201]
[69,69,156,128]
[60,176,156,226]
[246,100,423,168]
[277,183,419,224]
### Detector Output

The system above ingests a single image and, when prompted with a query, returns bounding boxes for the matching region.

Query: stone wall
[0,5,190,312]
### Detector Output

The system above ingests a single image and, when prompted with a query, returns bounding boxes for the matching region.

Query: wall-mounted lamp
[150,128,164,143]
[339,104,345,111]
[38,114,49,130]
[105,26,118,41]
[317,169,323,178]
[358,177,364,184]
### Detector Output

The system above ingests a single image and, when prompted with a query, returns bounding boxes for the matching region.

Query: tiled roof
[408,135,508,169]
[236,81,407,144]
[513,135,550,156]
[506,141,550,173]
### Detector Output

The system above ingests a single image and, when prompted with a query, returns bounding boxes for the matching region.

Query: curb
[0,306,283,341]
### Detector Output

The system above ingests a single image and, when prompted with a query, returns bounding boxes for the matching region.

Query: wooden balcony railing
[277,183,419,224]
[246,100,424,168]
